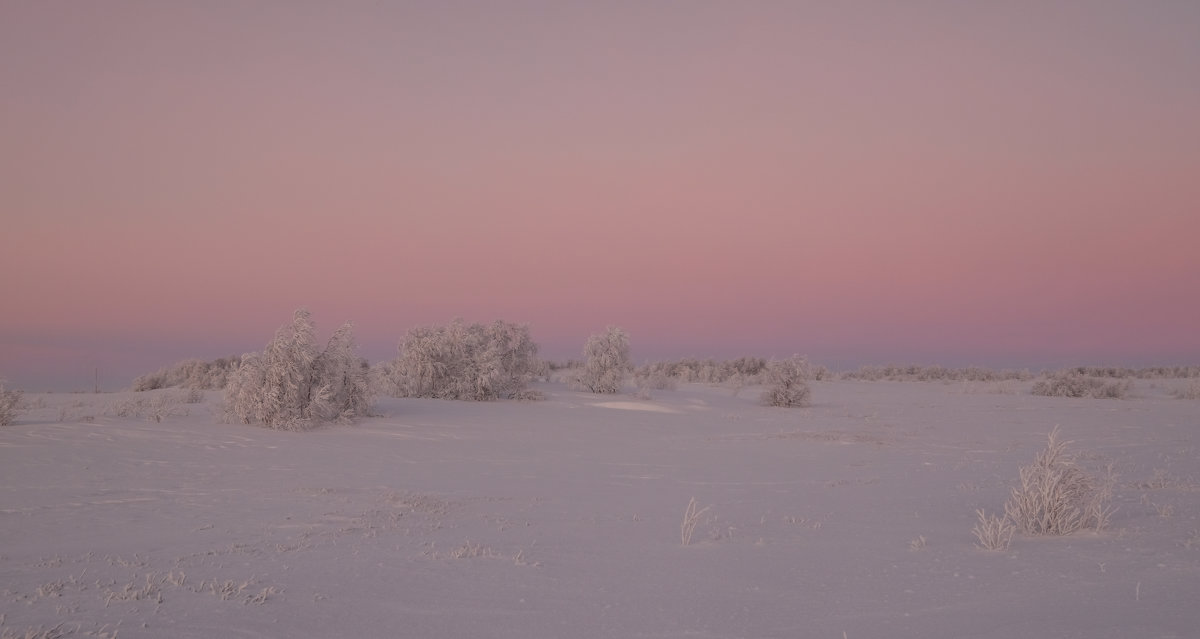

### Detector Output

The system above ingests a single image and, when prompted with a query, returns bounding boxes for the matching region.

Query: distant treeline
[837,364,1032,382]
[836,364,1200,382]
[130,352,1200,393]
[632,356,831,386]
[1041,365,1200,379]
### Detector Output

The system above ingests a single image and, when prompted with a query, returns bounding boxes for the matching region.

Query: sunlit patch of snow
[589,401,681,414]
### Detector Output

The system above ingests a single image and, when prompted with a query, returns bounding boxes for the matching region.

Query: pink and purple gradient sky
[2,2,1198,391]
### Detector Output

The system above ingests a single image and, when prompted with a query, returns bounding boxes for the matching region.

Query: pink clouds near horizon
[2,2,1198,390]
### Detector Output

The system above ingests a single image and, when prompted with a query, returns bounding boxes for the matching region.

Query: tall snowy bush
[224,309,372,430]
[313,322,373,420]
[390,319,541,400]
[573,327,632,394]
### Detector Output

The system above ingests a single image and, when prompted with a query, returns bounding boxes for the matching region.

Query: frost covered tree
[476,320,543,399]
[313,322,373,420]
[224,309,372,430]
[389,319,541,400]
[761,355,812,407]
[574,326,632,394]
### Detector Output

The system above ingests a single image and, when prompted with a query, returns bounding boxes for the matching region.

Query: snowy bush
[389,319,541,401]
[224,309,372,430]
[1003,428,1114,535]
[1172,379,1200,400]
[571,327,631,394]
[132,356,242,391]
[761,356,812,407]
[634,368,677,397]
[314,322,374,418]
[1031,370,1131,399]
[0,380,22,426]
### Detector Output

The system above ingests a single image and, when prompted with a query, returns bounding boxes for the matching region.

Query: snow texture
[1,378,1199,638]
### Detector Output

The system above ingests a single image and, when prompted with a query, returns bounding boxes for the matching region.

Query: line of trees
[222,312,552,430]
[117,308,1200,434]
[112,310,836,432]
[213,310,822,430]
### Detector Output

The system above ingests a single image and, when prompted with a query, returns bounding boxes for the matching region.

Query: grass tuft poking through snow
[972,510,1015,551]
[681,497,711,546]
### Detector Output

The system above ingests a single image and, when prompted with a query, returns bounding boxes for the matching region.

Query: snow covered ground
[2,379,1198,638]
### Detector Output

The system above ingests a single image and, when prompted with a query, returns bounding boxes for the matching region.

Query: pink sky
[2,2,1198,390]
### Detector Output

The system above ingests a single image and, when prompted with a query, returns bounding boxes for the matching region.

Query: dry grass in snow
[1004,427,1115,536]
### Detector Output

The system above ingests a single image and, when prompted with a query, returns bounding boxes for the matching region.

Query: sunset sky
[2,2,1198,391]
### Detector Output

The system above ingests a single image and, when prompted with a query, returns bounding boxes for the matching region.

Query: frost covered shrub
[0,380,22,426]
[634,368,677,392]
[1031,370,1131,399]
[314,322,374,419]
[572,327,632,394]
[390,319,541,401]
[1172,379,1200,400]
[1003,428,1113,536]
[761,356,812,407]
[224,309,372,430]
[132,356,242,391]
